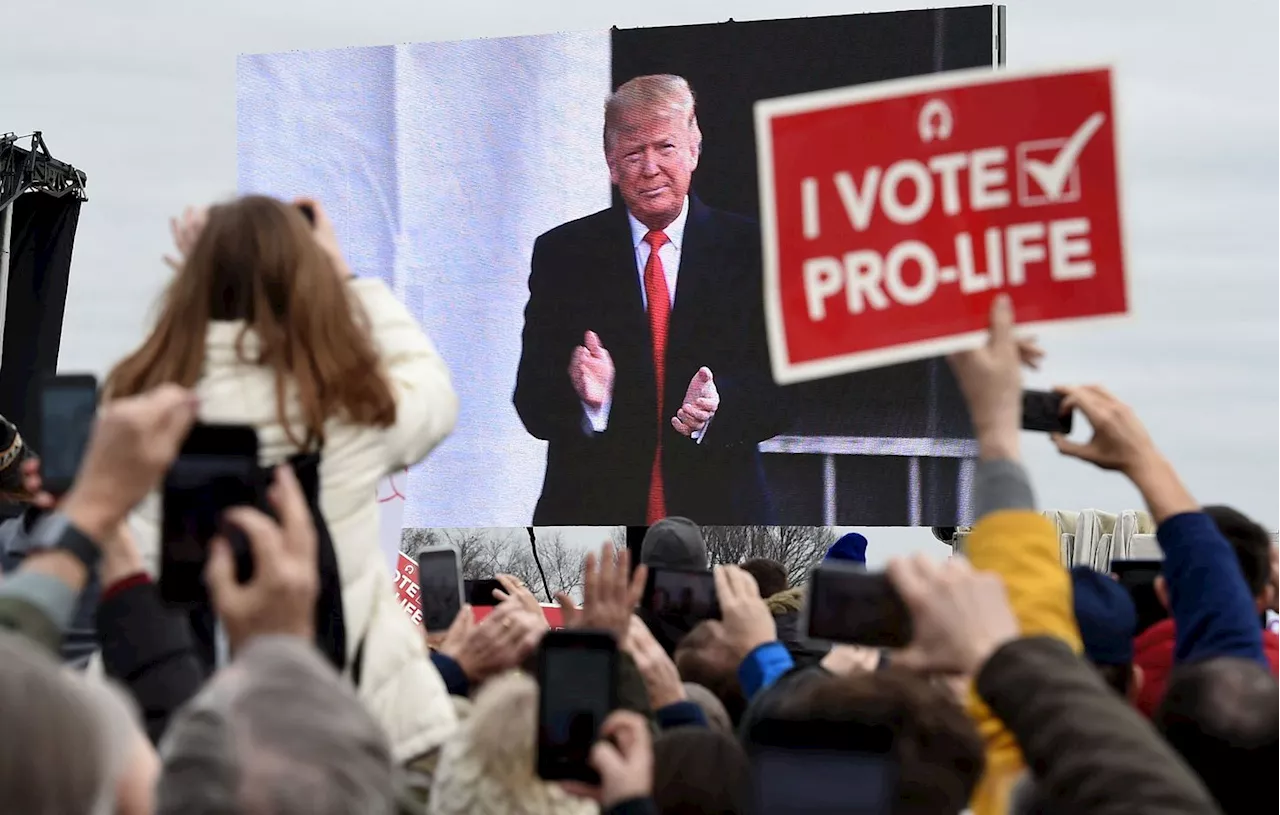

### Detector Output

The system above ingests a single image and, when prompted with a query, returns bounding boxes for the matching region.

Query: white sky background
[2,0,1275,565]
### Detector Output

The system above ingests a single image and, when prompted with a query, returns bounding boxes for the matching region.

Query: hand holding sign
[756,66,1127,384]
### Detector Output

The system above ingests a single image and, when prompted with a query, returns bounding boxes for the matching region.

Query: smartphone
[537,630,618,783]
[465,578,505,607]
[642,567,719,621]
[804,563,913,649]
[160,424,260,608]
[748,719,897,815]
[418,546,464,631]
[1022,389,1073,434]
[36,374,99,495]
[1111,559,1168,635]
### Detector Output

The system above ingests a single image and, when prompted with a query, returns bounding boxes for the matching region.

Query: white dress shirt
[582,197,708,442]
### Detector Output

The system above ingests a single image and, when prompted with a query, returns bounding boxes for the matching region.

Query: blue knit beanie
[825,532,868,564]
[1070,566,1137,666]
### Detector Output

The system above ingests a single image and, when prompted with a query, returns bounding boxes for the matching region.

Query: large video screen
[237,6,1000,528]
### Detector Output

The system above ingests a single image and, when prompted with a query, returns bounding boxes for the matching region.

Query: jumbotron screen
[237,6,1001,528]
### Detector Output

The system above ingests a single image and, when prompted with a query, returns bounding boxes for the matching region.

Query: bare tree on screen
[699,526,837,587]
[399,527,593,602]
[401,527,496,580]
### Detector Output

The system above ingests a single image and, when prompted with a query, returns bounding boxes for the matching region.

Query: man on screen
[514,74,784,525]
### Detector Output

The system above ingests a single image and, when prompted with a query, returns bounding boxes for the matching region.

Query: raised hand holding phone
[36,374,99,497]
[205,464,319,656]
[712,565,777,662]
[62,384,199,543]
[588,710,654,808]
[623,615,687,709]
[886,554,1019,676]
[537,629,619,784]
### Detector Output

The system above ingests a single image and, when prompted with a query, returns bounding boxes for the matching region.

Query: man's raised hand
[569,331,615,411]
[672,366,719,438]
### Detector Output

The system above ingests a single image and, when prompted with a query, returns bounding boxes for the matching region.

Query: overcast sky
[2,0,1275,563]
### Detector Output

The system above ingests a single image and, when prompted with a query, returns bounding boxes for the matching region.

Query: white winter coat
[128,278,460,762]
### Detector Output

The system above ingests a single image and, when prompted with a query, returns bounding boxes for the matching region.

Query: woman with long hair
[107,195,459,762]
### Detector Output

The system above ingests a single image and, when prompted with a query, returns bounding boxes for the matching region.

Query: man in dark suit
[514,74,785,525]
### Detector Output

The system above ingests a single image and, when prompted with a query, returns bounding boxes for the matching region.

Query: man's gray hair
[0,631,120,815]
[604,74,703,156]
[157,636,396,815]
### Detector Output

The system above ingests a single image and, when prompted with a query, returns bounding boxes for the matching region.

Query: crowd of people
[0,191,1275,815]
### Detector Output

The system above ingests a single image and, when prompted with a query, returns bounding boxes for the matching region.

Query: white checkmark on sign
[1022,112,1106,201]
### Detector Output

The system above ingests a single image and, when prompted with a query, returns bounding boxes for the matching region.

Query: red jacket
[1133,618,1280,717]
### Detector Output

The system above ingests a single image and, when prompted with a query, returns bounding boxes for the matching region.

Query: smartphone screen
[752,747,896,815]
[37,375,99,495]
[1111,559,1168,635]
[642,567,719,621]
[805,564,913,648]
[160,425,260,608]
[537,630,618,783]
[418,547,463,631]
[1022,390,1073,434]
[748,718,896,815]
[465,578,505,607]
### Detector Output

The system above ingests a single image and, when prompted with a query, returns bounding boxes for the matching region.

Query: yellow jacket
[965,511,1082,815]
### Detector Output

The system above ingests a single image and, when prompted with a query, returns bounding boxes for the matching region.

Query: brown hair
[746,668,985,815]
[106,196,395,447]
[674,621,747,723]
[740,557,789,599]
[653,726,751,815]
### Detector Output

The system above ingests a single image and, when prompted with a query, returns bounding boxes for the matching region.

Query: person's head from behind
[674,620,747,723]
[741,558,788,599]
[1202,505,1273,615]
[653,726,751,814]
[157,636,395,815]
[743,668,984,815]
[1155,657,1279,815]
[1070,566,1142,702]
[604,75,702,231]
[641,516,708,571]
[681,682,734,737]
[0,632,157,815]
[105,195,396,447]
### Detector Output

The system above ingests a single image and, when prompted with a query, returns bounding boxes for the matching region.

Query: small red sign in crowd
[755,66,1129,383]
[393,552,563,629]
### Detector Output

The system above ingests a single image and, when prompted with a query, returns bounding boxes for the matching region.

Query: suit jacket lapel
[607,205,657,398]
[666,195,711,395]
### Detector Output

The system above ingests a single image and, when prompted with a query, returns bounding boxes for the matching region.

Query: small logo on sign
[1016,112,1106,207]
[918,99,953,143]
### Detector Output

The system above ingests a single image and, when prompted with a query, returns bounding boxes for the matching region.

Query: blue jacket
[1158,512,1266,666]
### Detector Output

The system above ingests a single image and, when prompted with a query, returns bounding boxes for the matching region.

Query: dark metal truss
[0,132,88,212]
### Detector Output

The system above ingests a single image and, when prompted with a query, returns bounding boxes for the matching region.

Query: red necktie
[643,230,670,524]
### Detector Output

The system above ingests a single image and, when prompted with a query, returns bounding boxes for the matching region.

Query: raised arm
[1054,387,1265,667]
[944,295,1080,815]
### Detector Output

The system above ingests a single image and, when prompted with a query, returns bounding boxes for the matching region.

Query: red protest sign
[755,66,1128,383]
[473,603,565,629]
[393,552,423,627]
